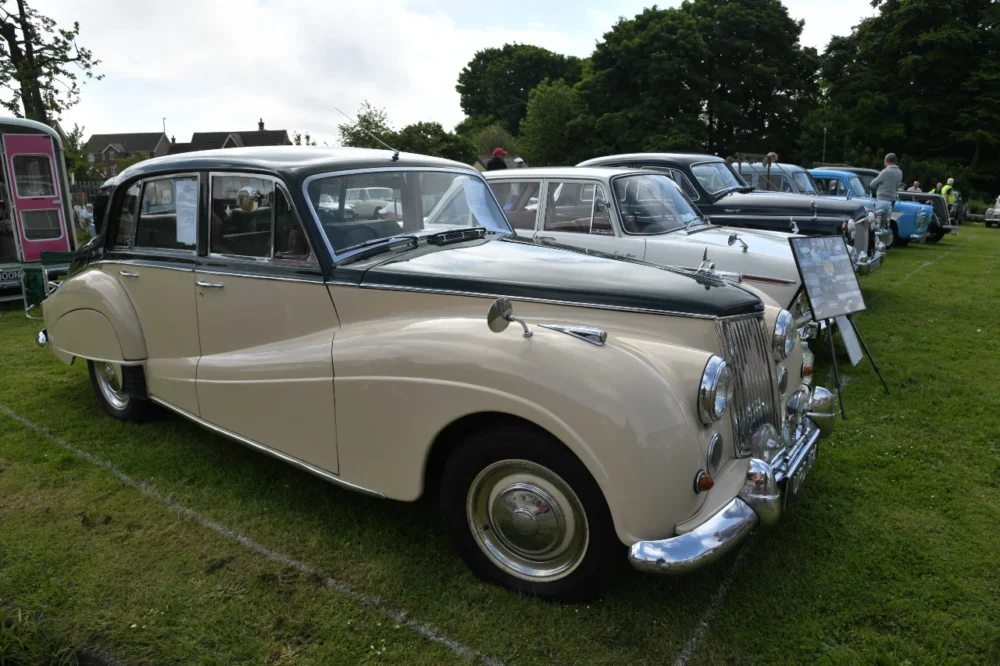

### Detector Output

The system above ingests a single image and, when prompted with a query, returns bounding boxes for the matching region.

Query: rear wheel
[926,226,944,243]
[88,361,149,422]
[439,426,619,601]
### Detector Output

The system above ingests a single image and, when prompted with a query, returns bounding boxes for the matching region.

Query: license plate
[786,443,818,498]
[0,268,22,285]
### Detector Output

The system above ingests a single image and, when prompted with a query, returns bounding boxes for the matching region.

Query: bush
[967,199,990,215]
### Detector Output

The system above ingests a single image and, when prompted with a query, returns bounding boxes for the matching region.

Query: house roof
[85,132,166,155]
[186,129,291,152]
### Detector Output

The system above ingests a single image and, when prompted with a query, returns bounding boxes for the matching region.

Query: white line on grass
[670,536,756,666]
[868,244,963,303]
[0,403,503,666]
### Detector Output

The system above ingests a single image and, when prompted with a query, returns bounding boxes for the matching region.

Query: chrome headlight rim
[698,355,733,425]
[772,309,796,361]
[866,210,875,224]
[844,218,855,241]
[707,432,723,474]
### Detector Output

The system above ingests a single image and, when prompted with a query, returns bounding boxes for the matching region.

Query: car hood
[715,190,867,218]
[356,237,762,318]
[674,225,796,261]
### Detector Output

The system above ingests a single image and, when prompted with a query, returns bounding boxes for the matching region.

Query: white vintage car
[484,168,812,325]
[985,196,1000,227]
[36,147,834,600]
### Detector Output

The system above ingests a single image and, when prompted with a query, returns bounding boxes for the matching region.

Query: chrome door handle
[119,270,139,278]
[196,281,224,288]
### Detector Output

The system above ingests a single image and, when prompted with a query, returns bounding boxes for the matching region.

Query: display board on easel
[788,235,889,418]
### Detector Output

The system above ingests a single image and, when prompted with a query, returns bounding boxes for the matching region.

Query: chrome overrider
[628,385,836,575]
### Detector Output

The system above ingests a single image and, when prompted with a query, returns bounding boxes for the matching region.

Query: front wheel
[891,222,910,247]
[439,427,619,601]
[925,226,944,243]
[87,361,149,422]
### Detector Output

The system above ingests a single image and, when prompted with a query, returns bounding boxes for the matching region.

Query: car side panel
[41,266,147,361]
[49,309,127,362]
[328,285,728,545]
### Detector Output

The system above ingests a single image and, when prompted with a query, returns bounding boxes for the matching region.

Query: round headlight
[845,219,855,234]
[866,211,875,224]
[698,355,733,425]
[772,310,796,361]
[707,432,723,474]
[750,423,781,463]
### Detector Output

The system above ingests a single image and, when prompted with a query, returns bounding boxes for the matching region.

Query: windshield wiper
[423,227,487,245]
[337,235,419,265]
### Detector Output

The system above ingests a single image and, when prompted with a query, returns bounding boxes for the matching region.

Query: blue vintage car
[810,169,932,246]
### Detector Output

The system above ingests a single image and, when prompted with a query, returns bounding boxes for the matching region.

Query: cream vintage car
[35,147,835,600]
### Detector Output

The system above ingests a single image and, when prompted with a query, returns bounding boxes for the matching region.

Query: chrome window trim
[301,166,512,264]
[92,258,193,273]
[149,396,384,499]
[131,171,201,255]
[354,281,717,319]
[193,269,324,284]
[539,177,618,237]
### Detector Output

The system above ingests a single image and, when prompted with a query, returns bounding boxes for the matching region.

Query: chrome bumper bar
[628,389,834,575]
[855,251,883,275]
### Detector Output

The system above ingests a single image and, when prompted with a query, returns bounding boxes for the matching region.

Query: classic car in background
[578,153,880,274]
[895,190,956,242]
[733,160,892,257]
[484,167,810,323]
[34,146,835,600]
[985,196,1000,227]
[810,169,932,246]
[0,117,79,304]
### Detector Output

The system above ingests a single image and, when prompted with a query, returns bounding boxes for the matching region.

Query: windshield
[307,170,511,254]
[793,171,819,194]
[848,177,866,197]
[691,162,744,195]
[613,174,702,234]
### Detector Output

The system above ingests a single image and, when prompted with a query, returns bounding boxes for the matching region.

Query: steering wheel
[335,225,380,249]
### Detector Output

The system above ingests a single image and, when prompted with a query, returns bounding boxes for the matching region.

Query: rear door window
[134,175,198,251]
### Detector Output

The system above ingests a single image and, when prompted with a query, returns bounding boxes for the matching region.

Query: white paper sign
[174,179,198,246]
[836,315,864,366]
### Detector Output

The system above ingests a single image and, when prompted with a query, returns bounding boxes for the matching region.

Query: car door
[534,179,646,260]
[108,175,202,415]
[487,178,541,237]
[3,133,73,262]
[194,172,341,473]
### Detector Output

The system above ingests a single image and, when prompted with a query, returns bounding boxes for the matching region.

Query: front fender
[331,315,716,545]
[43,267,147,362]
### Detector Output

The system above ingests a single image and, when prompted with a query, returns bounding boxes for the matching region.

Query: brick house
[168,119,291,154]
[84,132,170,177]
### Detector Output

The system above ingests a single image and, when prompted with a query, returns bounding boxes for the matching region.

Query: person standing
[513,157,526,168]
[941,177,956,204]
[868,153,903,202]
[485,147,508,171]
[907,181,922,192]
[932,182,944,195]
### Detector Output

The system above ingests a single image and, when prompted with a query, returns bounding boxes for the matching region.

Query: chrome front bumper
[628,388,835,575]
[875,227,893,245]
[855,251,883,275]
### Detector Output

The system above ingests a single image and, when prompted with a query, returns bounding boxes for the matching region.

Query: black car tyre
[88,360,148,422]
[891,222,909,247]
[440,426,620,602]
[925,226,944,243]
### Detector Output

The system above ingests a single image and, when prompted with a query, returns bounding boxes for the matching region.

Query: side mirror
[728,233,749,252]
[487,297,532,338]
[236,187,262,213]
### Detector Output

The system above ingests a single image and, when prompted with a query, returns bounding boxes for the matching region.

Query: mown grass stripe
[0,402,504,666]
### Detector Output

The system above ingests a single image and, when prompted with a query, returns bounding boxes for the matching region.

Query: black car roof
[579,153,725,167]
[117,146,475,184]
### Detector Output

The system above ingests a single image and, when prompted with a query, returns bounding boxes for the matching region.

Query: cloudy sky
[41,0,875,147]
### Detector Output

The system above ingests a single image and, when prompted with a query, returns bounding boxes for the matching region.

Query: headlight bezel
[698,355,733,425]
[772,309,796,361]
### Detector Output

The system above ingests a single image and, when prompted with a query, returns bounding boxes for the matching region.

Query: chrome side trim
[149,397,384,499]
[356,282,717,319]
[539,324,608,346]
[193,269,324,284]
[93,258,195,273]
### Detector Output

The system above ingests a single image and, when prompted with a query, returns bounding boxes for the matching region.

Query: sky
[39,0,876,148]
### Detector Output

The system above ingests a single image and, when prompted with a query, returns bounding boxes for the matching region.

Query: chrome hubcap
[467,459,588,582]
[96,362,129,411]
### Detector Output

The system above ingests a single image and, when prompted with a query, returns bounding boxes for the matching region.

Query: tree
[338,101,395,149]
[0,0,102,123]
[518,80,593,166]
[393,121,475,164]
[456,44,583,134]
[470,122,518,157]
[61,122,100,180]
[293,131,317,146]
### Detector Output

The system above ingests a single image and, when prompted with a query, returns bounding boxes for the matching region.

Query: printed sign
[174,179,198,246]
[789,235,866,321]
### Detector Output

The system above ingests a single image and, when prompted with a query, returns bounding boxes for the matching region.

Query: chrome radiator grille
[716,314,781,457]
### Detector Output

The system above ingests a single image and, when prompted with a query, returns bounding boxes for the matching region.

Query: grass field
[1,226,999,665]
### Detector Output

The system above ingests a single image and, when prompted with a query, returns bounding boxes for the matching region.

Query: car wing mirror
[728,233,749,252]
[487,297,532,338]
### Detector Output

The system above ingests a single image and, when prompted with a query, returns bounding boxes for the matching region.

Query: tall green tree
[0,0,102,123]
[393,121,476,164]
[518,79,593,166]
[456,44,583,135]
[337,101,395,149]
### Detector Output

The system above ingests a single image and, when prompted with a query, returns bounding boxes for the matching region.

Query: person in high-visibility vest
[941,178,956,204]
